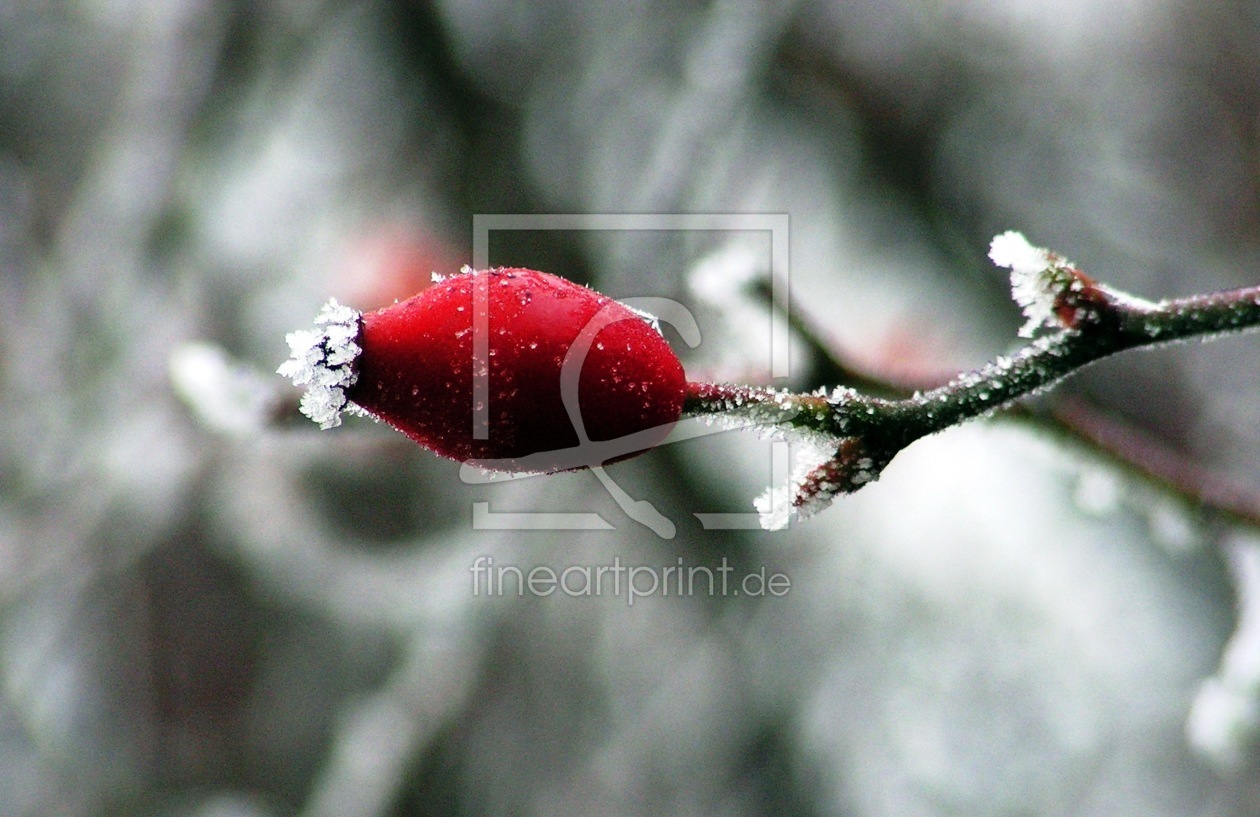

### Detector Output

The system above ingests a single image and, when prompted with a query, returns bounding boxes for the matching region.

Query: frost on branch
[277,298,362,429]
[754,435,843,531]
[989,230,1083,338]
[687,383,873,530]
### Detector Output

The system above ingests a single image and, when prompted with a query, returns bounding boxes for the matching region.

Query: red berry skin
[346,268,686,472]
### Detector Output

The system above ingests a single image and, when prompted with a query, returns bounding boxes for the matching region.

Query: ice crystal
[989,230,1071,338]
[277,298,362,429]
[627,304,663,335]
[754,485,792,532]
[754,435,843,531]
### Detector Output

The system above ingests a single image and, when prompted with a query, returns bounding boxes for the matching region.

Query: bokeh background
[3,1,1260,815]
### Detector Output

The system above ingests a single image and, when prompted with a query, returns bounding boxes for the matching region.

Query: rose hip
[279,267,687,472]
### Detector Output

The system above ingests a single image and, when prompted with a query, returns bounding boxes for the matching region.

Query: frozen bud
[989,231,1095,337]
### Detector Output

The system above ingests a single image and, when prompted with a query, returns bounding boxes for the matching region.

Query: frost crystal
[627,304,663,335]
[754,486,792,532]
[989,230,1071,338]
[277,298,362,429]
[754,436,842,531]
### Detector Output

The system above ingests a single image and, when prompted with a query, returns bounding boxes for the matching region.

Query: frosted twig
[688,232,1260,528]
[752,270,1260,531]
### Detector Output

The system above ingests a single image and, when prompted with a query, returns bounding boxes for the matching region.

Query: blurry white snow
[776,422,1227,814]
[170,342,280,435]
[1187,534,1260,774]
[687,242,776,380]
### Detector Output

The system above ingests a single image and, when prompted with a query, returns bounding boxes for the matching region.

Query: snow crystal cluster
[277,298,362,429]
[754,436,844,531]
[989,230,1070,339]
[689,384,868,531]
[752,485,791,531]
[691,386,800,434]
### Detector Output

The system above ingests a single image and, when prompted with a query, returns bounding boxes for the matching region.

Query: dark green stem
[686,283,1260,494]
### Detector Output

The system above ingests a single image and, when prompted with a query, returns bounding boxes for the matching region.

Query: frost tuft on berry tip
[277,298,362,429]
[989,230,1075,338]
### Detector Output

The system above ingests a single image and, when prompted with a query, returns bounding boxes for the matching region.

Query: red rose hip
[279,267,687,472]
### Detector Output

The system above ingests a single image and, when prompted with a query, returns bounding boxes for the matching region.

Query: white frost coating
[754,436,841,531]
[988,230,1049,278]
[277,298,362,429]
[989,230,1066,338]
[754,485,792,531]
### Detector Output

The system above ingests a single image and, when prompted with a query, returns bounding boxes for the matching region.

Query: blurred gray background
[3,1,1260,815]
